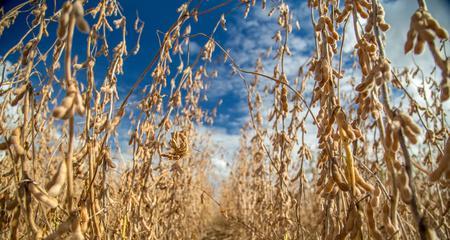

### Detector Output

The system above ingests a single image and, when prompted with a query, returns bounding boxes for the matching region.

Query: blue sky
[1,0,449,175]
[0,0,250,132]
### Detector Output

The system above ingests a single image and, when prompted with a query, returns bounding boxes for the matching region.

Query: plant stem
[65,11,76,212]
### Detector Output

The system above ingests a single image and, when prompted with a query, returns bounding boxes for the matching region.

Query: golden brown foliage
[0,0,448,240]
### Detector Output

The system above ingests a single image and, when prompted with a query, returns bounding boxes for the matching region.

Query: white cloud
[196,125,240,178]
[199,2,322,175]
[203,0,450,177]
[383,0,450,73]
[382,0,450,118]
[0,60,17,162]
[182,40,201,55]
[0,62,21,130]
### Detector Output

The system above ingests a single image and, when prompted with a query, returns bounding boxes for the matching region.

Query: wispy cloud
[382,0,450,116]
[383,0,450,72]
[0,60,18,161]
[199,2,320,175]
[201,0,449,176]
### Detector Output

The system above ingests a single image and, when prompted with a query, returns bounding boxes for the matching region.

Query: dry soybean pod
[355,169,375,192]
[27,181,58,209]
[10,128,25,156]
[331,164,350,192]
[46,160,68,196]
[429,139,449,181]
